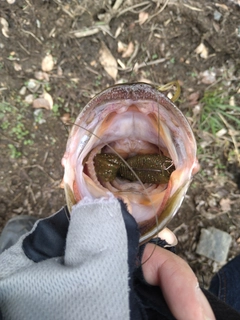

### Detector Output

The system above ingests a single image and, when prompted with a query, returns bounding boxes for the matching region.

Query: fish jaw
[61,83,199,244]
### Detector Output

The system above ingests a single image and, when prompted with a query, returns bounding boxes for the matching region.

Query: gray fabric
[0,215,38,253]
[0,196,130,320]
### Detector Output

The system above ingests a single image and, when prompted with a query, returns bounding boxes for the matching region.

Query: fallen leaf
[0,17,9,38]
[32,98,51,110]
[115,23,124,38]
[229,96,235,106]
[215,3,229,11]
[220,198,231,212]
[138,77,153,84]
[34,71,49,81]
[25,94,34,104]
[57,66,63,76]
[216,128,227,137]
[99,42,118,80]
[41,54,54,72]
[90,60,97,67]
[139,12,149,25]
[122,42,134,58]
[13,62,22,71]
[187,91,200,106]
[43,91,53,109]
[117,41,127,53]
[19,86,26,95]
[195,43,208,59]
[61,113,71,124]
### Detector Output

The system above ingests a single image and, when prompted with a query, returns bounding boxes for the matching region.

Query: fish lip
[62,83,199,243]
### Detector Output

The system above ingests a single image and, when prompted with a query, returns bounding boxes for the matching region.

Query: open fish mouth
[62,83,199,244]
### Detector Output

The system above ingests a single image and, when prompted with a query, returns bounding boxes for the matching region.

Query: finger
[157,227,178,246]
[142,244,216,320]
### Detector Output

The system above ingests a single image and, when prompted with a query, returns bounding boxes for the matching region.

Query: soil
[0,0,240,287]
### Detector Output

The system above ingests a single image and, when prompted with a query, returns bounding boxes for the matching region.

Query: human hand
[0,197,216,320]
[142,243,216,320]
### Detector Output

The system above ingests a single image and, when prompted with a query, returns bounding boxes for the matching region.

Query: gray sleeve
[0,196,130,320]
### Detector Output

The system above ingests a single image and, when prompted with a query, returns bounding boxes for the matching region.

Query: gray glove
[0,196,133,320]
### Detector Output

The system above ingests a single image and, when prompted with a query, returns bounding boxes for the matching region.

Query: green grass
[0,101,34,158]
[200,91,240,135]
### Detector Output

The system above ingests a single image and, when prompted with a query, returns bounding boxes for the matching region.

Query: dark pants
[209,255,240,313]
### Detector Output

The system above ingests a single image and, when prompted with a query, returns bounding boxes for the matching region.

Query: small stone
[213,10,222,21]
[196,227,232,263]
[19,86,27,95]
[27,79,40,93]
[25,94,34,104]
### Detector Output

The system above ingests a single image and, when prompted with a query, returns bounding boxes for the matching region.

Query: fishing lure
[94,153,175,184]
[62,82,199,244]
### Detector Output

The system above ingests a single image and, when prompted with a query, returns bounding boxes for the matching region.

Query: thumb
[142,244,216,320]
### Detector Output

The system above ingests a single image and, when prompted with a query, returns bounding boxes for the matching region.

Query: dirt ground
[0,0,240,287]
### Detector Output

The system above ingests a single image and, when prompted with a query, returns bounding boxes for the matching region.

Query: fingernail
[196,287,216,320]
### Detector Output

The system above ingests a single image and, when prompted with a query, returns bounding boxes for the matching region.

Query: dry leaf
[25,94,34,104]
[195,43,208,59]
[216,128,227,137]
[57,66,63,76]
[99,42,118,80]
[187,91,200,106]
[0,17,9,38]
[215,3,229,10]
[34,71,49,81]
[13,62,22,71]
[229,96,235,106]
[117,41,127,53]
[220,198,231,212]
[43,91,53,109]
[41,54,54,72]
[32,98,51,110]
[61,113,71,124]
[90,60,97,67]
[19,86,26,95]
[138,77,153,84]
[115,23,124,38]
[139,12,149,25]
[122,42,134,58]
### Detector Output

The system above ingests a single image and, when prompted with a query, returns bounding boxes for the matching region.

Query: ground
[0,0,240,287]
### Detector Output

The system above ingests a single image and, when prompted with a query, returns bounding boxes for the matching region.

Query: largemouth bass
[61,83,199,244]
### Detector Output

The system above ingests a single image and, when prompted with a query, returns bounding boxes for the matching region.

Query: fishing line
[139,81,181,265]
[62,82,180,265]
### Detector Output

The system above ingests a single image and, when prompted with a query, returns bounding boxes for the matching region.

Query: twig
[21,29,43,44]
[127,41,140,66]
[26,184,36,204]
[183,3,203,11]
[218,112,240,165]
[117,1,150,17]
[135,58,166,69]
[147,0,170,22]
[71,27,100,38]
[85,65,100,75]
[119,57,167,72]
[17,41,30,55]
[112,0,124,11]
[70,24,113,38]
[23,164,56,183]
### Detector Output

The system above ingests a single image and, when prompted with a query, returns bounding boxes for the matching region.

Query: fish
[61,83,200,244]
